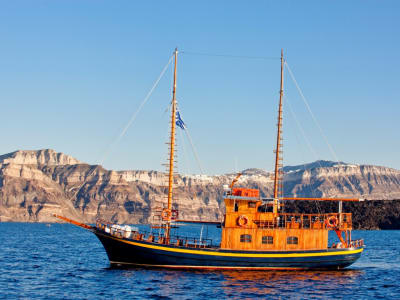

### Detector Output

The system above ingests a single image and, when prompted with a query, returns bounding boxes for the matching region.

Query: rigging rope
[183,127,204,175]
[181,51,279,60]
[285,62,340,163]
[286,95,322,214]
[69,55,174,205]
[99,54,174,165]
[285,95,321,165]
[179,128,190,175]
[175,103,205,175]
[285,63,358,200]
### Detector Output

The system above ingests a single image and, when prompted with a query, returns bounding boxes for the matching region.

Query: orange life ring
[237,215,249,227]
[325,216,338,228]
[161,209,172,221]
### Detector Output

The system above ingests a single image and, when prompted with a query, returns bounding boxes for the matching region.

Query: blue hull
[93,230,363,270]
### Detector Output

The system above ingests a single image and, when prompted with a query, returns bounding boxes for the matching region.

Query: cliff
[1,149,400,229]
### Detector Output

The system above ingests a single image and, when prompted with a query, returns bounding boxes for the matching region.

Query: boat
[55,48,364,270]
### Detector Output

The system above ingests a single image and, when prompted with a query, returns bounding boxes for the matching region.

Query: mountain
[1,149,400,228]
[282,160,346,172]
[0,149,81,166]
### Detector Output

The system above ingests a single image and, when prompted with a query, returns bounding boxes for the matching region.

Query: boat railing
[349,239,364,248]
[330,238,364,249]
[95,220,217,249]
[253,213,352,230]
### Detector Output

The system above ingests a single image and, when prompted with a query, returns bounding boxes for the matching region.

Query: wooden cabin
[220,188,353,251]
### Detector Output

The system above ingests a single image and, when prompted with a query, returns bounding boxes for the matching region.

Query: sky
[0,1,399,175]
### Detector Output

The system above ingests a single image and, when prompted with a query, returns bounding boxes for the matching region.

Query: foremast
[273,49,285,214]
[165,48,178,240]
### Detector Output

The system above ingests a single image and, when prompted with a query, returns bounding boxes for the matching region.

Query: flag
[176,111,185,130]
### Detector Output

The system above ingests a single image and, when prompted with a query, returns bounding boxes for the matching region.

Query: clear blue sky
[1,1,399,174]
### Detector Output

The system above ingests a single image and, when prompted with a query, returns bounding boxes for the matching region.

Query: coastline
[1,199,400,230]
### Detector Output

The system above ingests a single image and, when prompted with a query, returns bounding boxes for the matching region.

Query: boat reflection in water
[220,270,364,297]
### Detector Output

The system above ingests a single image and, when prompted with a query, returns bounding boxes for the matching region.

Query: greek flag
[176,111,185,130]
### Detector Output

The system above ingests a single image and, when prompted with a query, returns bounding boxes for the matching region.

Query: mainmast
[165,48,178,240]
[273,49,285,214]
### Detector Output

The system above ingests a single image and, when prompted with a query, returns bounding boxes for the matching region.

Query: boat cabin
[221,187,353,251]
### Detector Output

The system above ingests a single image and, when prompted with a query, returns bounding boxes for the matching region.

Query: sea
[1,223,399,299]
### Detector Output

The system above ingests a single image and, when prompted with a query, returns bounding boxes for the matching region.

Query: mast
[165,48,178,240]
[273,49,284,214]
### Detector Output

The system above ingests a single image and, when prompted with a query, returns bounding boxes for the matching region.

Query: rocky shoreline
[2,200,400,230]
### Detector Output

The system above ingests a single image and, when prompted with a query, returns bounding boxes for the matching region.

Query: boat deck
[95,220,364,251]
[96,220,219,249]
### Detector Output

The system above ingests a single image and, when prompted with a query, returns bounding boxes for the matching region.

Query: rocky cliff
[1,149,400,228]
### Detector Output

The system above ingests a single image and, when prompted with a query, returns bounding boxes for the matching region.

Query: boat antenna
[273,49,285,214]
[165,48,178,240]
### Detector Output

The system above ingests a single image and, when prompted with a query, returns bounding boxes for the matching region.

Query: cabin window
[262,236,273,244]
[287,236,298,245]
[240,234,252,243]
[234,202,239,212]
[258,204,272,213]
[248,202,256,208]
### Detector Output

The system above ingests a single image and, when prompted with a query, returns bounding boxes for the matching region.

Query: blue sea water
[0,223,399,299]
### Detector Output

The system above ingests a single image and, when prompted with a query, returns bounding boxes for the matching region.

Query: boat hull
[93,229,364,270]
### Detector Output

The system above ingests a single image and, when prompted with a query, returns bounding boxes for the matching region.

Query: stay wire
[176,103,205,175]
[70,55,174,205]
[285,62,358,199]
[285,95,322,214]
[184,127,204,175]
[179,128,190,175]
[181,51,279,60]
[285,62,339,163]
[99,54,174,166]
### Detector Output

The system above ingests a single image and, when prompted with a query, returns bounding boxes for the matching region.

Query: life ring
[161,209,172,221]
[325,216,338,228]
[237,215,249,227]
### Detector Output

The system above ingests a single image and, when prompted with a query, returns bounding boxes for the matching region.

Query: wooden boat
[55,49,364,270]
